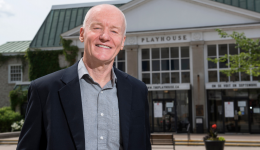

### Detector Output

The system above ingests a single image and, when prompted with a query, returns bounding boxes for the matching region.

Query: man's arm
[17,81,47,150]
[145,87,152,150]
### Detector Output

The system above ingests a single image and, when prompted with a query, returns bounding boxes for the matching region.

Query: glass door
[224,100,236,132]
[223,98,249,133]
[237,100,249,132]
[152,99,176,132]
[249,89,260,133]
[208,90,224,133]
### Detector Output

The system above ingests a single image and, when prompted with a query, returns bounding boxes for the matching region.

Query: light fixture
[250,106,252,109]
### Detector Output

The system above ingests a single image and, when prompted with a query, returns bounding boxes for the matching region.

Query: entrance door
[224,98,249,133]
[152,99,176,132]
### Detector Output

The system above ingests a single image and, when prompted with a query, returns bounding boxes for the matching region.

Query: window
[9,65,22,83]
[207,44,254,82]
[81,50,126,72]
[141,47,190,84]
[114,50,126,72]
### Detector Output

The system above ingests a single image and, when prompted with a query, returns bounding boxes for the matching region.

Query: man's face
[79,6,126,65]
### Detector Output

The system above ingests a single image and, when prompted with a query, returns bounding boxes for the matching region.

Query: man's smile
[96,44,111,49]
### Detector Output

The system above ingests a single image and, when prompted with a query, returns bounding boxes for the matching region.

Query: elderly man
[17,4,151,150]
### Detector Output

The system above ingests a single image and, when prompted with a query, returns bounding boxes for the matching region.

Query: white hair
[82,4,127,35]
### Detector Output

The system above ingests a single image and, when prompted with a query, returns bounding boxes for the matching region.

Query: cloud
[0,0,14,17]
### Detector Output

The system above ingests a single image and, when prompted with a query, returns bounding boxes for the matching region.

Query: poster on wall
[166,102,174,107]
[154,103,162,118]
[168,108,172,112]
[238,101,246,107]
[225,102,234,117]
[253,108,260,113]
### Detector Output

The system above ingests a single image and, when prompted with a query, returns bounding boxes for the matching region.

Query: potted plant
[204,124,225,150]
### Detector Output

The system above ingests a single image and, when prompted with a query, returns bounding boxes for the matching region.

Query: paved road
[1,145,260,150]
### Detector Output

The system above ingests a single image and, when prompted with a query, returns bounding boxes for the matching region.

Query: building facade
[0,41,30,108]
[1,0,260,133]
[59,0,260,133]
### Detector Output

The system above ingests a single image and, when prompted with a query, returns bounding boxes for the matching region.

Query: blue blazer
[17,61,151,150]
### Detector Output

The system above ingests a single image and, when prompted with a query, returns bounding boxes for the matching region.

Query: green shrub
[218,137,225,141]
[26,49,63,80]
[9,88,27,111]
[0,107,22,132]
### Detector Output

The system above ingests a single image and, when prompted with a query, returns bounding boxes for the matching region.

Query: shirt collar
[78,58,117,86]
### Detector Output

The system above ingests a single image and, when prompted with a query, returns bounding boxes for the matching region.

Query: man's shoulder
[32,61,79,89]
[32,68,66,89]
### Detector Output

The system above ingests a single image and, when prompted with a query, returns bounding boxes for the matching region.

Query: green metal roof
[212,0,260,13]
[30,4,125,48]
[0,41,31,53]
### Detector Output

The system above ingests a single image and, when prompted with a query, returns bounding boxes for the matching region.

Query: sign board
[196,118,203,124]
[238,101,246,107]
[253,108,260,114]
[168,108,172,112]
[166,102,174,107]
[147,84,190,91]
[154,103,162,118]
[138,34,190,45]
[225,102,234,117]
[240,107,244,111]
[205,82,260,89]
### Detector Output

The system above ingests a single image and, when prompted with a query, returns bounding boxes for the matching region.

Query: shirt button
[101,91,103,94]
[100,136,103,140]
[101,113,104,116]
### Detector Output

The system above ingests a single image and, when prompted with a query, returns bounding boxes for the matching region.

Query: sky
[0,0,123,45]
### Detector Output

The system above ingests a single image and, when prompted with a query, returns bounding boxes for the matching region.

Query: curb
[0,132,20,139]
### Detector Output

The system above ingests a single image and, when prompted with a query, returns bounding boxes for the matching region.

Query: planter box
[204,140,225,150]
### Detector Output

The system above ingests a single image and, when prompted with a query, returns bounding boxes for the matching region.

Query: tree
[208,29,260,78]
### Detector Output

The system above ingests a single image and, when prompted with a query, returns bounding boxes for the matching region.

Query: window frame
[140,46,191,84]
[8,64,23,84]
[114,49,127,73]
[206,43,254,83]
[79,50,127,73]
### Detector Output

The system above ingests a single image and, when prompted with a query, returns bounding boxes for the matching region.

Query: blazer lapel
[114,68,132,150]
[58,62,85,150]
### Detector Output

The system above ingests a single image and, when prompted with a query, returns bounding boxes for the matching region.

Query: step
[175,142,260,147]
[0,139,18,145]
[176,139,260,143]
[152,139,260,147]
